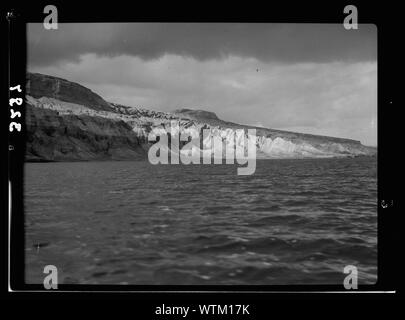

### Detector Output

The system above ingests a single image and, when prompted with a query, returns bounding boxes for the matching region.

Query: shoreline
[24,154,376,164]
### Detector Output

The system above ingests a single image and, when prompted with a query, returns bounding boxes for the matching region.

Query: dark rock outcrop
[25,104,147,161]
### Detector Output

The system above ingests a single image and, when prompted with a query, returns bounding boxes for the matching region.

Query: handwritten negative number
[9,85,22,133]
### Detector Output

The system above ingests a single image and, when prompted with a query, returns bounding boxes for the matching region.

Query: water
[25,157,377,285]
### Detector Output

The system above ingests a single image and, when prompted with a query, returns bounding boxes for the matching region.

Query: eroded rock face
[26,73,113,112]
[24,72,376,162]
[25,104,147,162]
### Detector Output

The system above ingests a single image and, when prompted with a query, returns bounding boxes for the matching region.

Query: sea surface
[25,157,377,285]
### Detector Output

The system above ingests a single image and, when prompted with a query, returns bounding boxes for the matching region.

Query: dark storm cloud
[28,23,376,66]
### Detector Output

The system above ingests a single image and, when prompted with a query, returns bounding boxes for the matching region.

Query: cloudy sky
[27,23,377,146]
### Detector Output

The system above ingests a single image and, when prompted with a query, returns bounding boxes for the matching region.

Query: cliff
[26,73,113,112]
[25,104,147,162]
[24,72,376,161]
[173,108,220,121]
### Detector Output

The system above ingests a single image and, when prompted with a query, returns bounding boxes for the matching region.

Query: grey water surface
[25,157,377,285]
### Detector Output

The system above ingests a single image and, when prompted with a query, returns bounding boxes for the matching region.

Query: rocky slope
[25,73,376,162]
[27,73,113,112]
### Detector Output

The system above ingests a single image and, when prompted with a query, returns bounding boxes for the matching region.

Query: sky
[27,23,377,146]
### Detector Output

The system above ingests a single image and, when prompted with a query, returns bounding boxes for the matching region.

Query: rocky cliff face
[25,104,148,162]
[26,73,113,112]
[25,72,376,162]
